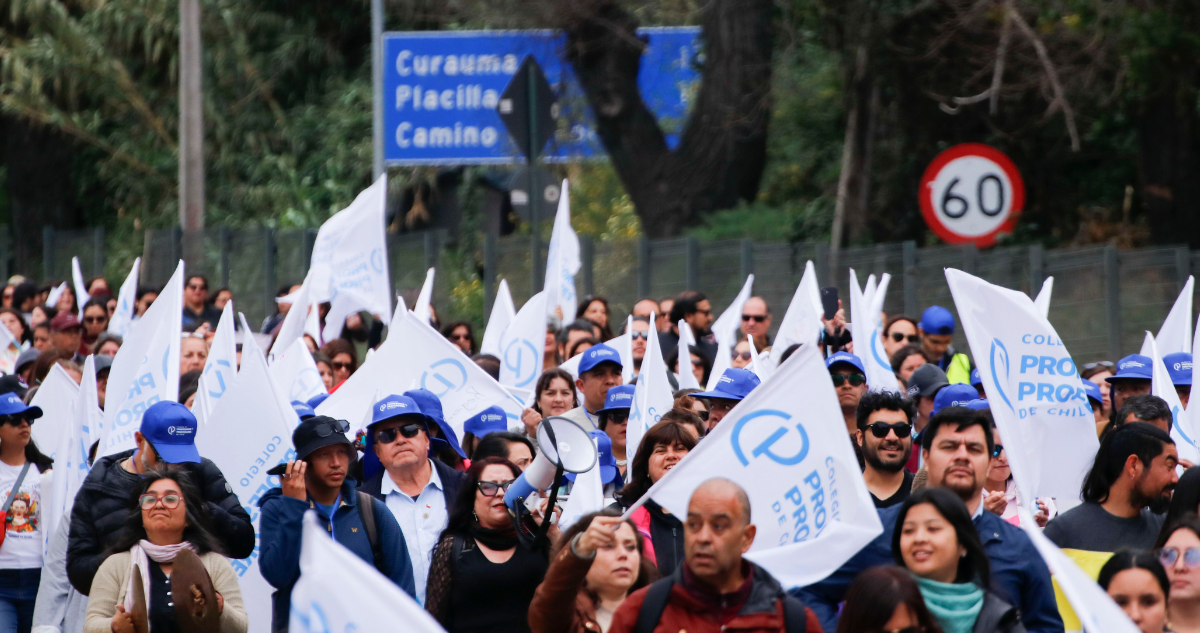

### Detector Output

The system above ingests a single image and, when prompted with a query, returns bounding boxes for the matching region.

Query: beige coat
[83,550,248,633]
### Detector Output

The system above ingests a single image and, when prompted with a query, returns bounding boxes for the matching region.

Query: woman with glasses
[834,565,944,633]
[1099,550,1169,633]
[84,469,247,633]
[441,321,476,356]
[426,457,552,633]
[521,369,578,438]
[883,315,920,360]
[730,340,753,370]
[319,339,357,388]
[612,421,696,576]
[577,297,612,342]
[0,399,52,633]
[893,488,1023,633]
[1156,513,1200,633]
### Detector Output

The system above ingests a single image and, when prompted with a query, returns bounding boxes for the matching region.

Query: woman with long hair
[612,421,696,576]
[1155,513,1200,633]
[83,469,247,633]
[425,457,552,633]
[319,339,357,389]
[442,321,477,356]
[0,397,51,633]
[1099,550,1169,633]
[893,488,1023,633]
[577,297,612,342]
[520,369,579,438]
[528,510,657,633]
[835,565,943,633]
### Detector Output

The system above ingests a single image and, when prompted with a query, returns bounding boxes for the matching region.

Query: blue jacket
[259,481,416,633]
[792,504,1064,633]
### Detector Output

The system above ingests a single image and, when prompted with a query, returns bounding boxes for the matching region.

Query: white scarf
[122,540,199,628]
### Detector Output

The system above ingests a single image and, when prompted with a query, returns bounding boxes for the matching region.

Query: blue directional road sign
[383,27,700,165]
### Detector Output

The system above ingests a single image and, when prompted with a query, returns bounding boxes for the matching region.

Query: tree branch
[1008,4,1080,151]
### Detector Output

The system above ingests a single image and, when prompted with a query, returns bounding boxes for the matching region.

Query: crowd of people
[0,271,1193,633]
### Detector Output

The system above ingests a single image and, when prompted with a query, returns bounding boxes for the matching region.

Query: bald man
[609,478,821,633]
[740,297,772,351]
[632,299,660,320]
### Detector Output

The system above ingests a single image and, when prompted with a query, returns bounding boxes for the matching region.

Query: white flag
[101,261,184,457]
[1019,509,1141,633]
[611,316,635,384]
[197,301,238,420]
[268,276,311,363]
[316,311,512,439]
[710,275,755,348]
[30,364,81,460]
[480,279,517,357]
[946,268,1098,510]
[707,335,732,392]
[500,291,548,391]
[45,282,68,309]
[270,338,329,411]
[771,262,823,368]
[627,313,675,470]
[1141,276,1194,357]
[852,271,901,393]
[309,174,392,341]
[544,179,581,322]
[303,298,322,348]
[675,320,702,390]
[1149,333,1200,464]
[289,511,444,633]
[108,258,141,337]
[748,336,770,382]
[1189,309,1200,423]
[627,341,882,587]
[414,268,436,326]
[559,437,606,531]
[1034,277,1054,319]
[44,355,98,547]
[196,337,296,633]
[71,256,91,308]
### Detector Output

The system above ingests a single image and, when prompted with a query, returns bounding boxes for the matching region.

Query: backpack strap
[634,577,676,633]
[780,596,808,633]
[356,491,387,575]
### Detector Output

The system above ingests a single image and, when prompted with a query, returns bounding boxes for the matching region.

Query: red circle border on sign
[917,143,1025,248]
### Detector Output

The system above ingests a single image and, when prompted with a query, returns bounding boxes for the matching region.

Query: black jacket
[65,449,256,595]
[358,458,465,511]
[974,591,1026,633]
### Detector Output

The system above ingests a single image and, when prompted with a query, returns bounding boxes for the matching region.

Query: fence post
[484,231,497,317]
[92,227,105,277]
[1104,245,1122,360]
[303,228,317,273]
[1176,247,1191,293]
[685,237,699,291]
[43,227,54,280]
[264,228,277,319]
[219,228,231,288]
[1028,244,1045,295]
[740,239,754,280]
[961,244,979,276]
[579,235,594,298]
[902,241,917,316]
[637,238,651,299]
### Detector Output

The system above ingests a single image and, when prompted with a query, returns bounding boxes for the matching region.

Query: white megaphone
[505,416,598,546]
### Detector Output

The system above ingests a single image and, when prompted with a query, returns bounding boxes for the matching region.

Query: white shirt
[0,461,42,569]
[381,460,446,605]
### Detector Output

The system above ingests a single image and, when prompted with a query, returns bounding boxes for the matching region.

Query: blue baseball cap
[964,398,990,411]
[597,385,635,415]
[1164,352,1193,386]
[692,368,760,402]
[920,306,955,336]
[970,368,982,388]
[566,431,621,486]
[577,343,623,375]
[463,406,508,438]
[1106,355,1153,383]
[139,401,201,464]
[0,392,40,419]
[932,384,981,416]
[370,395,424,428]
[826,352,866,375]
[404,388,466,460]
[1082,380,1104,407]
[290,401,316,421]
[306,393,329,409]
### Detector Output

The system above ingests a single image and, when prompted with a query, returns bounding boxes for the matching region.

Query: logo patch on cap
[613,393,632,402]
[592,349,614,357]
[907,385,920,397]
[1175,361,1193,371]
[167,425,193,436]
[1122,360,1146,369]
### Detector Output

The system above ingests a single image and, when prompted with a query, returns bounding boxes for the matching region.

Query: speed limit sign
[918,143,1025,247]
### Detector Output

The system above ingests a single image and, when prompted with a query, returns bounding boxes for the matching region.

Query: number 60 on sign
[918,143,1025,247]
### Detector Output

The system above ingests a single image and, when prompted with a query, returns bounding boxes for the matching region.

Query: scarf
[468,522,518,550]
[123,540,199,629]
[916,576,984,633]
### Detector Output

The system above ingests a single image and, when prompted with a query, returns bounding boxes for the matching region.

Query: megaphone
[505,416,598,547]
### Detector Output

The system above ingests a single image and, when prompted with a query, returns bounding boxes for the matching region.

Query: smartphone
[820,287,839,320]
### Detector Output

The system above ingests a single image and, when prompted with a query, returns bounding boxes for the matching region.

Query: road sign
[918,143,1025,247]
[382,28,700,165]
[498,56,558,160]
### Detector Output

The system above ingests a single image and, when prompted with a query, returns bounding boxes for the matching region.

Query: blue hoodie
[259,480,416,632]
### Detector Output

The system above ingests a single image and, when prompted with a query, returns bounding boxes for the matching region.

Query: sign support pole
[528,62,543,296]
[371,0,384,180]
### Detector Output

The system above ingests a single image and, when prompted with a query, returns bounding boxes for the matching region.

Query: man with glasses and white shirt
[739,296,772,351]
[854,391,916,508]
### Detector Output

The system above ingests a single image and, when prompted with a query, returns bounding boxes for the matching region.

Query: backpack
[357,491,388,575]
[633,576,807,633]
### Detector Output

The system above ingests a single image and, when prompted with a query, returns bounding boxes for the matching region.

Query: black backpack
[633,576,807,633]
[357,491,388,575]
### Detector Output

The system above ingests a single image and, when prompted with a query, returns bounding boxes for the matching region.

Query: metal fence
[22,226,1200,364]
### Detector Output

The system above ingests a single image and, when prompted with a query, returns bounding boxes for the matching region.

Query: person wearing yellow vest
[918,306,972,384]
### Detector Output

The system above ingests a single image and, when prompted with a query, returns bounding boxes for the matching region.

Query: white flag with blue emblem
[71,256,90,308]
[946,268,1098,510]
[108,257,140,337]
[851,270,901,393]
[1142,276,1194,357]
[309,174,392,341]
[101,261,183,457]
[480,279,516,357]
[1033,277,1053,319]
[290,510,444,633]
[771,261,823,368]
[499,291,548,391]
[196,301,238,422]
[44,355,97,549]
[624,339,882,587]
[544,179,580,322]
[627,313,675,471]
[1148,333,1200,464]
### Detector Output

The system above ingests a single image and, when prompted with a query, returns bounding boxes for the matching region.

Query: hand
[821,301,845,336]
[112,604,135,633]
[1182,459,1196,470]
[1035,500,1050,528]
[983,490,1006,516]
[190,585,207,613]
[521,408,542,437]
[576,516,622,557]
[281,460,307,500]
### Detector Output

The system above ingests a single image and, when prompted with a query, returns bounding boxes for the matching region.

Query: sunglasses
[831,374,866,387]
[1083,361,1115,371]
[139,493,181,510]
[84,316,107,324]
[331,361,353,371]
[1158,547,1200,569]
[697,410,709,421]
[376,423,424,444]
[741,314,767,323]
[630,331,649,341]
[606,413,629,426]
[477,479,515,497]
[734,351,752,361]
[449,334,470,342]
[890,332,920,344]
[992,443,1005,458]
[313,418,350,437]
[865,422,912,439]
[186,284,207,292]
[0,415,31,427]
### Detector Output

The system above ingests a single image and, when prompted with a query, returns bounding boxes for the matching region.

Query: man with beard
[854,391,915,507]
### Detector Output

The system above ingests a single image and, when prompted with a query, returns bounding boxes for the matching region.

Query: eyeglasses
[890,332,920,344]
[477,479,514,497]
[1158,547,1200,569]
[84,316,107,324]
[139,493,181,510]
[831,374,866,387]
[865,422,912,439]
[741,314,767,323]
[992,443,1005,458]
[376,423,424,444]
[630,331,649,341]
[734,351,752,361]
[696,309,712,316]
[312,418,350,437]
[331,361,353,371]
